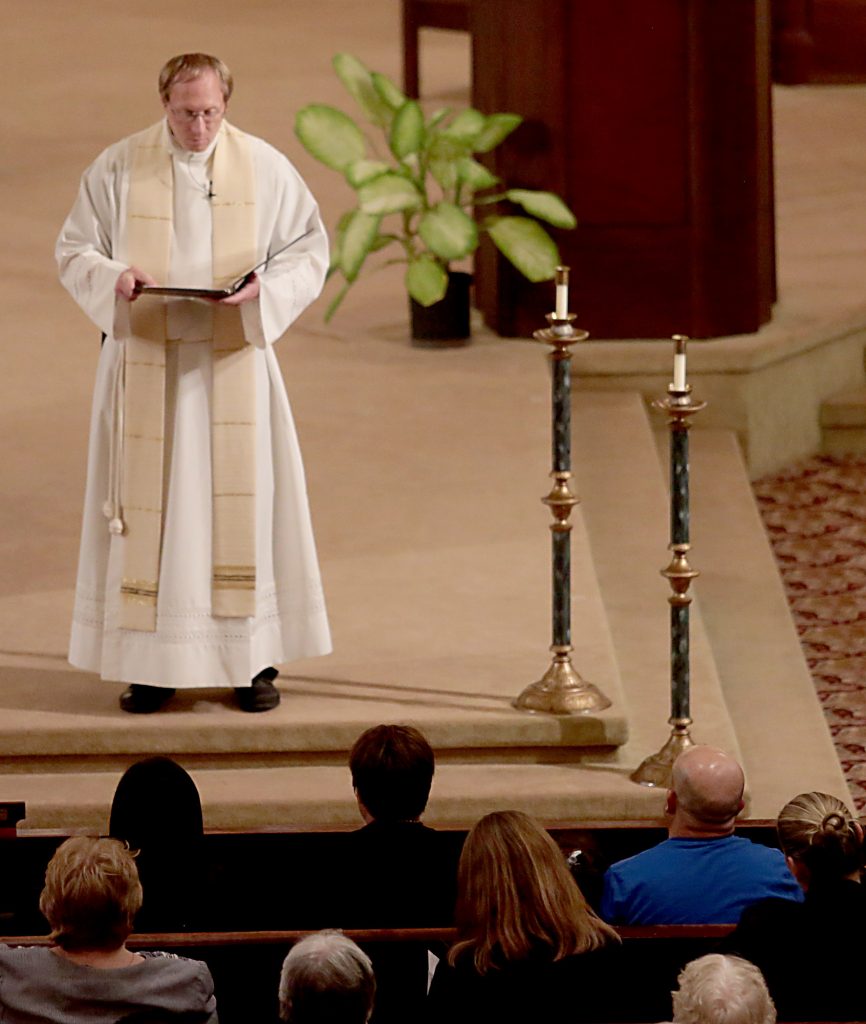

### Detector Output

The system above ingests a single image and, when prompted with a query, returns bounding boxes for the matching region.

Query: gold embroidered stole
[121,121,257,631]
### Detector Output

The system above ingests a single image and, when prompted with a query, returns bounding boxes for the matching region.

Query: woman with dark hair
[0,836,217,1023]
[427,810,623,1023]
[727,791,866,1021]
[109,755,207,929]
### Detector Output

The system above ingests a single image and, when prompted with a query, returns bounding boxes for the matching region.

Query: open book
[134,228,314,299]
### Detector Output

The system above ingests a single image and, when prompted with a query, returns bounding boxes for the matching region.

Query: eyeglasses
[168,107,224,124]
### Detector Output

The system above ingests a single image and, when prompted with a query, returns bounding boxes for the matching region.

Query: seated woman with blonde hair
[727,791,865,1021]
[427,810,623,1023]
[0,836,217,1023]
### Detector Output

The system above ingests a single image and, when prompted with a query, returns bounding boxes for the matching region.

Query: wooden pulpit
[470,0,776,339]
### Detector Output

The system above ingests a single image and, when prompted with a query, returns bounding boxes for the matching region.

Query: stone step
[687,428,849,808]
[0,761,670,833]
[821,386,866,454]
[1,391,847,831]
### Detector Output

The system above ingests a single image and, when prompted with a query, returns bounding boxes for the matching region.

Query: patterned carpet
[754,455,866,811]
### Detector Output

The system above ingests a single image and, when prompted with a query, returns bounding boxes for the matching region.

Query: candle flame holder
[514,288,611,715]
[631,353,707,786]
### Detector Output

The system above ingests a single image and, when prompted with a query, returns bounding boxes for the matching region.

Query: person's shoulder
[138,952,215,1014]
[351,819,440,845]
[140,950,217,1007]
[731,894,804,948]
[729,835,789,866]
[0,943,50,961]
[83,123,161,176]
[227,123,292,166]
[140,950,213,980]
[554,944,623,973]
[607,837,674,875]
[0,943,30,961]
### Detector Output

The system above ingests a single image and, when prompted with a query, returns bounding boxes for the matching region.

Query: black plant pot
[409,271,472,347]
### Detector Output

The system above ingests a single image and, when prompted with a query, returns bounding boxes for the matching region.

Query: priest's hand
[220,273,260,306]
[116,266,158,301]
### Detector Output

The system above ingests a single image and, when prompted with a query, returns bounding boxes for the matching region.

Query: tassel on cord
[103,348,126,536]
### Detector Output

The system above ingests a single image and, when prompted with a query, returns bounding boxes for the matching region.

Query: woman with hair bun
[427,810,623,1023]
[727,791,865,1021]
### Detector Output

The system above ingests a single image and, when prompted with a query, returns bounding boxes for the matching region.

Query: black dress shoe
[235,667,280,712]
[119,684,176,714]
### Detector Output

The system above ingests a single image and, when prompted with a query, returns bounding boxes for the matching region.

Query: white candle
[673,335,688,391]
[555,266,569,319]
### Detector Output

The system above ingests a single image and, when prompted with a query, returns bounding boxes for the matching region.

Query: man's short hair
[672,954,776,1024]
[279,930,375,1024]
[39,836,143,952]
[349,724,434,822]
[158,53,233,104]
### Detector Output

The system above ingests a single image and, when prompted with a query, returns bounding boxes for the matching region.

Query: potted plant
[294,53,576,344]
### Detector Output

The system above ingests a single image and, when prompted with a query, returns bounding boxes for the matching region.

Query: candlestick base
[514,648,612,715]
[630,719,694,787]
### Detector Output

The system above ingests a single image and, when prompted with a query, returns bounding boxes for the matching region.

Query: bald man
[601,746,802,924]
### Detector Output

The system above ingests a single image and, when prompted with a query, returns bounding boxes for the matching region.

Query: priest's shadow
[282,674,618,744]
[282,672,518,708]
[0,664,516,717]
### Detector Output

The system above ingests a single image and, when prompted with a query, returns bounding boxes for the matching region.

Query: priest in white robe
[56,53,332,713]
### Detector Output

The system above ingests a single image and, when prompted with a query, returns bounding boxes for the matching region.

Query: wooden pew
[2,926,850,1024]
[0,925,726,1024]
[0,820,780,934]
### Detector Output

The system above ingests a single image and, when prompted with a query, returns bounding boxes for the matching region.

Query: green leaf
[372,71,406,111]
[429,158,458,193]
[333,53,393,126]
[295,105,366,172]
[325,281,352,322]
[427,107,452,131]
[390,101,425,159]
[370,233,397,253]
[443,108,486,142]
[346,159,390,188]
[428,133,471,164]
[406,256,449,306]
[457,156,500,191]
[328,210,355,273]
[473,112,523,153]
[340,210,382,281]
[506,189,577,229]
[418,202,478,261]
[486,216,560,281]
[358,174,423,215]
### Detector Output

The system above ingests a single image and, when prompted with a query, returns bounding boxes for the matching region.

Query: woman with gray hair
[279,930,375,1023]
[0,837,216,1023]
[670,955,775,1024]
[727,790,865,1020]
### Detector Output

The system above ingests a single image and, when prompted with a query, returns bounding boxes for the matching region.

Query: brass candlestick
[514,269,611,715]
[632,338,706,785]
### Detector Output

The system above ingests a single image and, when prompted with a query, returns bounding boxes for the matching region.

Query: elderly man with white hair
[601,746,802,924]
[669,954,775,1024]
[279,930,375,1024]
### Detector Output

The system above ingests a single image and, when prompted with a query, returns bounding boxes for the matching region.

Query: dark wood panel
[773,0,866,83]
[569,2,689,225]
[471,0,775,340]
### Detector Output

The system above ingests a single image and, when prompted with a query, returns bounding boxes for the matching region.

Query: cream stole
[121,121,257,631]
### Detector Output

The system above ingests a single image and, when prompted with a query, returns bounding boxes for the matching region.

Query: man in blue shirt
[601,746,803,924]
